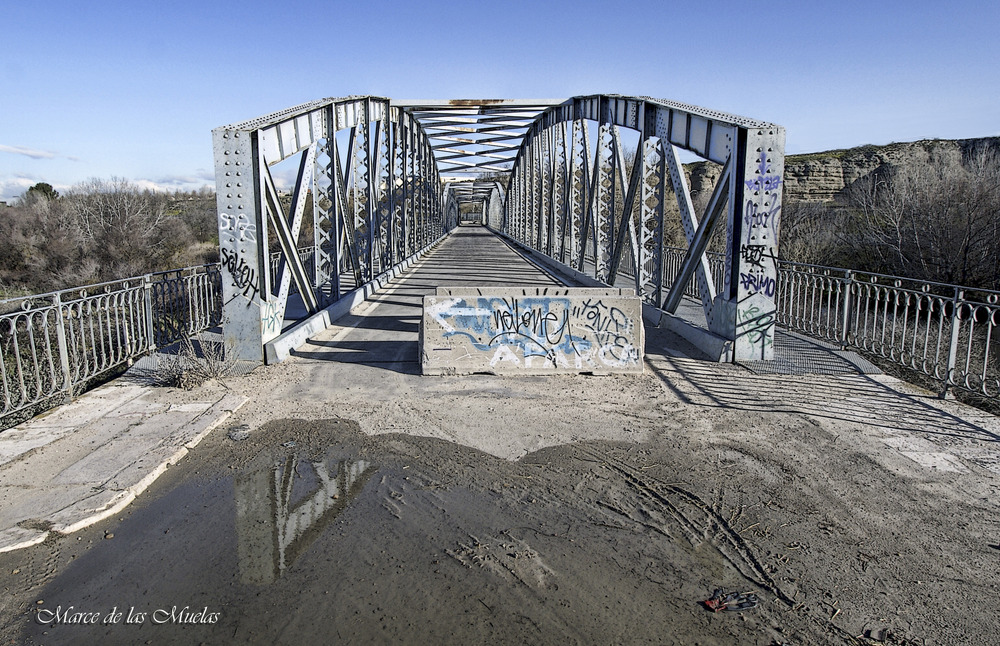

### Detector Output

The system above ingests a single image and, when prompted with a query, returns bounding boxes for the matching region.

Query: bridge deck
[291,226,567,370]
[4,229,999,645]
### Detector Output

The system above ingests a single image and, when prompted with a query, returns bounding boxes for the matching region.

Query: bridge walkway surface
[2,227,1000,644]
[291,225,574,370]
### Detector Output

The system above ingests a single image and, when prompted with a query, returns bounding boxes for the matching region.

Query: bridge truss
[213,95,784,362]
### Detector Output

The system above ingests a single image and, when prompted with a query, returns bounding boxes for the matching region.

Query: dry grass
[155,333,240,390]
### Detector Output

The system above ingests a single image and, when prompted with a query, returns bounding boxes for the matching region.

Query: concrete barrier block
[421,289,644,375]
[436,287,636,297]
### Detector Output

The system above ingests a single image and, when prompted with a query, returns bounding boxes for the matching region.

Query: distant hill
[686,136,1000,204]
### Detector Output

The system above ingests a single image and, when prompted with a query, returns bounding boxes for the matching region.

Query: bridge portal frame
[499,95,785,360]
[214,94,784,364]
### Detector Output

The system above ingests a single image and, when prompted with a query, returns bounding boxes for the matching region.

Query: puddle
[235,443,375,585]
[19,419,382,645]
[11,420,840,645]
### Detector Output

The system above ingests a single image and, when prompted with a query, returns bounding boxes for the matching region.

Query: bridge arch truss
[213,95,784,363]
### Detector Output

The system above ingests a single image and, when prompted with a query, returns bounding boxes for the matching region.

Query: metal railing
[5,239,997,428]
[268,245,317,293]
[657,246,999,402]
[776,260,999,401]
[1,265,222,428]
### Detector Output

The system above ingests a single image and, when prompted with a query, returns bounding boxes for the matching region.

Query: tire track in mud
[577,446,793,604]
[576,446,874,646]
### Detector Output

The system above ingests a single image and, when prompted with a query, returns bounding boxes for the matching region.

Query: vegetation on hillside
[779,146,1000,290]
[0,180,218,297]
[3,138,998,299]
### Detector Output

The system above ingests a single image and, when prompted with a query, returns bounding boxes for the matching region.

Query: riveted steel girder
[215,94,784,364]
[391,99,563,178]
[213,97,451,363]
[501,95,785,361]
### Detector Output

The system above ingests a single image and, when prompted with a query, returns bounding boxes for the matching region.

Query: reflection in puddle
[235,446,375,584]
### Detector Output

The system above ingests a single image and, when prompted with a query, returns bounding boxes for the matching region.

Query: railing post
[942,287,963,398]
[840,270,853,348]
[52,292,73,400]
[143,274,155,353]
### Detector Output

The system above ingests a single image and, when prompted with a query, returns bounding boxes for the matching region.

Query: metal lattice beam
[215,94,784,364]
[391,100,564,177]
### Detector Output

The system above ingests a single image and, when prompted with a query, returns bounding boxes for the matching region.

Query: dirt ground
[1,339,998,645]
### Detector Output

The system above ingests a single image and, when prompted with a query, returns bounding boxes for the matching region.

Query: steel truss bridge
[213,95,785,363]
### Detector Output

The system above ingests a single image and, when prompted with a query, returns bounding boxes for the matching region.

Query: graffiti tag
[221,248,260,300]
[744,152,783,193]
[739,272,776,297]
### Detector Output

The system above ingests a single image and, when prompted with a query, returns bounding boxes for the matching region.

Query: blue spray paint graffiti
[426,296,640,369]
[744,152,783,193]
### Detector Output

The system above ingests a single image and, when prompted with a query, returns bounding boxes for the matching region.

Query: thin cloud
[151,173,215,187]
[0,176,47,202]
[0,144,57,160]
[132,176,214,193]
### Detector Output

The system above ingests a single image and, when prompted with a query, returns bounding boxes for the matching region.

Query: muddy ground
[1,345,999,645]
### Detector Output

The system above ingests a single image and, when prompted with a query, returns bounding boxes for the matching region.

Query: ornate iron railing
[1,265,222,429]
[659,246,1000,402]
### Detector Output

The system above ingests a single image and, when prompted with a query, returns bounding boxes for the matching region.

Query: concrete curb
[0,387,247,553]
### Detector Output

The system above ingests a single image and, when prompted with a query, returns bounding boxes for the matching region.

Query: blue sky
[2,0,997,201]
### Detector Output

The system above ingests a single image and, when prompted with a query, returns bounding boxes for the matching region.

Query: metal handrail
[656,246,999,402]
[0,246,328,429]
[1,265,224,427]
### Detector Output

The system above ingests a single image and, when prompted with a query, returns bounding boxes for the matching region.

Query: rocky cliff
[686,136,1000,204]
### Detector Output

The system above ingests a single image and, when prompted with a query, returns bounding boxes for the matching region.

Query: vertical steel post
[840,270,853,347]
[943,287,963,397]
[52,292,73,398]
[639,136,665,306]
[592,121,615,283]
[725,126,786,360]
[142,275,155,352]
[213,126,266,362]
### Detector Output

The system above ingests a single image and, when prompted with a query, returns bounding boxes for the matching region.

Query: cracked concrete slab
[0,382,247,553]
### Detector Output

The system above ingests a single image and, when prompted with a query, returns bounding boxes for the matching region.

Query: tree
[844,147,1000,288]
[778,201,845,266]
[68,177,169,278]
[0,190,91,290]
[22,182,59,203]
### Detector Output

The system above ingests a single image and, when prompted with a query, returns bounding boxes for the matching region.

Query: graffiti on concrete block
[423,294,642,373]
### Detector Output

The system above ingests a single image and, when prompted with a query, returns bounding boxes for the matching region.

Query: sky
[1,0,998,202]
